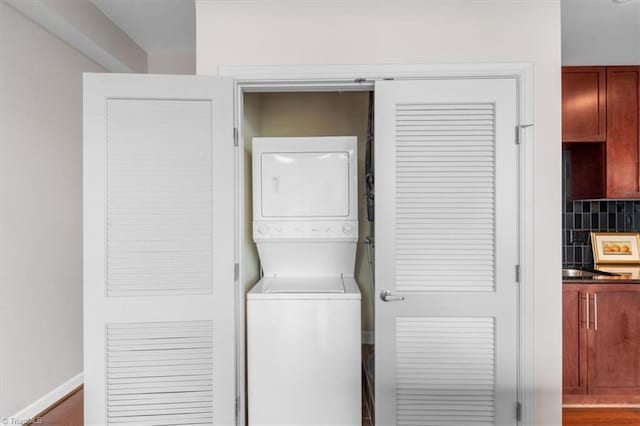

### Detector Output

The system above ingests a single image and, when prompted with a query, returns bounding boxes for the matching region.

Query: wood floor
[563,407,640,425]
[30,387,83,426]
[30,387,640,425]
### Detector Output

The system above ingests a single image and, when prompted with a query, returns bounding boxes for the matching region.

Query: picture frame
[596,265,640,280]
[591,232,640,264]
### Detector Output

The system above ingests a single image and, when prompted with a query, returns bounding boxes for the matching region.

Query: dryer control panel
[253,221,358,240]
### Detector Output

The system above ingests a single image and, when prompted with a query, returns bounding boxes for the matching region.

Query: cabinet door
[562,67,606,142]
[563,285,588,395]
[83,74,236,425]
[588,285,640,395]
[606,67,640,198]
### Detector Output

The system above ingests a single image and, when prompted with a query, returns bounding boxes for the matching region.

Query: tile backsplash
[563,151,640,267]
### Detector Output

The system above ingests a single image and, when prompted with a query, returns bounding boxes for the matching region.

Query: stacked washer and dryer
[247,137,362,425]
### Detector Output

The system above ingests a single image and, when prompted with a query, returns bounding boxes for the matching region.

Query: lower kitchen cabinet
[588,285,640,396]
[563,283,640,402]
[563,284,588,395]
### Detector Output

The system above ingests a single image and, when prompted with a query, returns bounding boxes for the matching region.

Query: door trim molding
[222,62,535,426]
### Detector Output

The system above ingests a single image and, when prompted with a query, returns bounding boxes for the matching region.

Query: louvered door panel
[107,321,214,425]
[375,79,518,426]
[84,75,235,425]
[396,317,496,426]
[395,103,495,293]
[106,99,213,297]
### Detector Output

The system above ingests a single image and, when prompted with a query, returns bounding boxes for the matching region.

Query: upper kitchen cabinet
[563,66,640,200]
[606,67,640,198]
[562,67,607,142]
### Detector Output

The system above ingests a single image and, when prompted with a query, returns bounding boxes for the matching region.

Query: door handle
[585,293,589,330]
[380,289,405,302]
[594,293,598,331]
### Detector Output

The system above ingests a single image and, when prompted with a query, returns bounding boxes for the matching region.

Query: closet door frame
[223,63,534,426]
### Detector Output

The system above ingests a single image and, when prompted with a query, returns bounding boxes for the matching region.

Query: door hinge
[516,123,534,145]
[233,127,239,147]
[515,264,521,283]
[234,263,239,281]
[516,401,522,421]
[235,396,239,417]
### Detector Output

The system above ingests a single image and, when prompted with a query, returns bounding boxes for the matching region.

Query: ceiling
[90,0,195,54]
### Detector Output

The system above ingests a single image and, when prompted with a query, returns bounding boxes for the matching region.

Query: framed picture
[591,232,640,264]
[596,265,640,280]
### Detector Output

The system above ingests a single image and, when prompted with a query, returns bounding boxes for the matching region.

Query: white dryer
[248,137,361,426]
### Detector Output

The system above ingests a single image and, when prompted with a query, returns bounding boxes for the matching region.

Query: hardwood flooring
[27,385,640,425]
[29,387,83,426]
[563,407,640,425]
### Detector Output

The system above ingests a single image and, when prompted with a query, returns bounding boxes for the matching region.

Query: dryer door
[261,151,351,218]
[252,137,358,223]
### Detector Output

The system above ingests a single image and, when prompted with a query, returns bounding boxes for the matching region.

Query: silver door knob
[380,289,405,302]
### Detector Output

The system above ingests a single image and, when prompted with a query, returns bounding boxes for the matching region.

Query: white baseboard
[361,330,374,345]
[6,372,83,424]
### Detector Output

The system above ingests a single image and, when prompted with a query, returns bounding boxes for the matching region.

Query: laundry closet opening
[240,90,375,424]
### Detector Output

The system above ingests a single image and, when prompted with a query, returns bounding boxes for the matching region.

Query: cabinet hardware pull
[594,293,598,331]
[585,293,589,330]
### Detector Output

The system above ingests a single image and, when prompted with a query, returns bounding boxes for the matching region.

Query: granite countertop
[563,276,640,284]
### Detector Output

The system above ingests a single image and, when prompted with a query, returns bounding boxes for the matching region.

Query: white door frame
[219,62,535,426]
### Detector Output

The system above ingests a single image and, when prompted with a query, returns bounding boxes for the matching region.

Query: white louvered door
[375,79,519,426]
[83,74,235,425]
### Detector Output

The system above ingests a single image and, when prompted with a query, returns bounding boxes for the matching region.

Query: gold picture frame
[591,232,640,264]
[595,265,640,280]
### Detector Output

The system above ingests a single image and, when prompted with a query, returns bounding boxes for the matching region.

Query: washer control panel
[253,221,358,240]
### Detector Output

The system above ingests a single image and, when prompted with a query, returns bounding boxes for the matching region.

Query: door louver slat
[106,99,213,297]
[106,321,214,426]
[395,103,496,293]
[396,317,496,426]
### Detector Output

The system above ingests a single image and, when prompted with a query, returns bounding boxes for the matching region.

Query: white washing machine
[248,137,362,425]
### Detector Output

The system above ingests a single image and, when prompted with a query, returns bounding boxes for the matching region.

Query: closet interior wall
[241,91,373,333]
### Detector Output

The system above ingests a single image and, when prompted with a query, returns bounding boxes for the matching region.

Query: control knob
[257,224,270,235]
[342,223,353,235]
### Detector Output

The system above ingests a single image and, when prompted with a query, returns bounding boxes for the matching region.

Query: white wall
[562,0,640,65]
[196,0,563,424]
[0,1,105,418]
[148,51,195,74]
[5,0,147,73]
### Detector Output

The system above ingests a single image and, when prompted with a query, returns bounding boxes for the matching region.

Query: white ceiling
[90,0,195,54]
[562,0,640,65]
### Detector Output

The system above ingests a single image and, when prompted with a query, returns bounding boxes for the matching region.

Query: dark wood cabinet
[563,284,588,395]
[563,143,606,200]
[587,285,640,396]
[563,66,640,200]
[563,283,640,403]
[562,67,607,142]
[606,67,640,198]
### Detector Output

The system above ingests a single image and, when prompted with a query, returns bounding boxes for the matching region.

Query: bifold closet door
[375,79,519,426]
[83,74,235,425]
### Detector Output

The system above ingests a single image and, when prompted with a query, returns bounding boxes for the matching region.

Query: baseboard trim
[361,331,374,345]
[7,372,83,425]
